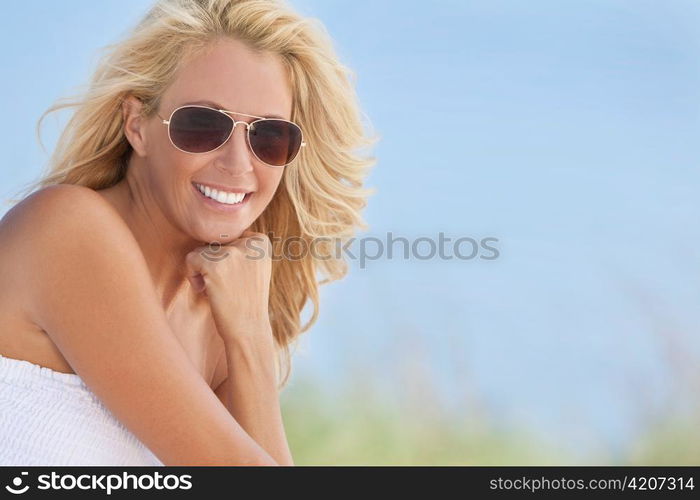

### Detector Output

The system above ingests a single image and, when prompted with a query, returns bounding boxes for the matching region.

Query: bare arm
[187,231,295,466]
[213,328,295,466]
[6,184,279,466]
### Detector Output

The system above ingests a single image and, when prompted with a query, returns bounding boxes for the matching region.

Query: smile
[193,182,251,205]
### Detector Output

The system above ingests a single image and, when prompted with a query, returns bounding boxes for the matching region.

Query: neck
[97,159,203,313]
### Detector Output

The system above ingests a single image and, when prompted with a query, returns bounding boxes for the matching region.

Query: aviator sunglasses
[157,104,306,167]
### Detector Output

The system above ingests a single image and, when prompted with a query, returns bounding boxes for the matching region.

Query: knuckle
[185,250,199,265]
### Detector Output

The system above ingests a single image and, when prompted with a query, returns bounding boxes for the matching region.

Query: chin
[207,228,247,244]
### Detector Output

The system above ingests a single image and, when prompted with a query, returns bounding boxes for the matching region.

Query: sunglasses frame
[157,104,307,167]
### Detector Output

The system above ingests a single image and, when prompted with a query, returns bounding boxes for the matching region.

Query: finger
[185,249,207,293]
[187,274,206,294]
[185,249,201,277]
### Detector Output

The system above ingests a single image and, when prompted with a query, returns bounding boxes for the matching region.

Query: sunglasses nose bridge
[225,119,254,153]
[217,117,256,169]
[230,118,252,132]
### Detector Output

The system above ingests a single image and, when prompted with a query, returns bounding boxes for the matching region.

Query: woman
[0,0,376,466]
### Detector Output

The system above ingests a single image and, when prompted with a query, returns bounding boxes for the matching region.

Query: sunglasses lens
[169,106,232,153]
[249,119,303,166]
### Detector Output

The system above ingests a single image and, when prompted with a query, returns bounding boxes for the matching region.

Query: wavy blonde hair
[9,0,377,389]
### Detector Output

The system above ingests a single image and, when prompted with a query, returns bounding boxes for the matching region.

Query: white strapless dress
[0,353,163,466]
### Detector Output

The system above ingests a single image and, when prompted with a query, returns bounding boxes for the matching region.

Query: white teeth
[195,183,246,205]
[214,190,227,203]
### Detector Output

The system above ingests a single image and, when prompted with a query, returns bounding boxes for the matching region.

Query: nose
[214,120,255,175]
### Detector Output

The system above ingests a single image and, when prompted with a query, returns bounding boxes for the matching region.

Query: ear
[121,95,148,158]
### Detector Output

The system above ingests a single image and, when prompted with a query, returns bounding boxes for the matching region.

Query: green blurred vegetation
[625,416,700,465]
[281,374,568,465]
[281,290,700,466]
[280,374,700,466]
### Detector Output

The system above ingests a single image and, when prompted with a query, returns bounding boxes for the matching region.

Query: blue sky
[2,0,699,459]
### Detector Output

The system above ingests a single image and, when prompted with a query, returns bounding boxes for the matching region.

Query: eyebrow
[184,100,285,120]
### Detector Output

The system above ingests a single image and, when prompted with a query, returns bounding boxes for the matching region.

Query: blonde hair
[10,0,377,389]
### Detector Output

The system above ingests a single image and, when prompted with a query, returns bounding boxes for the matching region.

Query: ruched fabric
[0,353,163,466]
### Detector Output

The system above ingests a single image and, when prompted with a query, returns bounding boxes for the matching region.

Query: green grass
[624,416,700,465]
[280,375,700,465]
[281,375,570,465]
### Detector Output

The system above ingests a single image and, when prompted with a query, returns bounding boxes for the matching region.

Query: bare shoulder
[0,184,129,360]
[1,184,140,273]
[0,184,146,331]
[1,184,128,239]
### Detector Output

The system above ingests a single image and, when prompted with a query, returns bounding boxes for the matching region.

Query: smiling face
[123,37,293,243]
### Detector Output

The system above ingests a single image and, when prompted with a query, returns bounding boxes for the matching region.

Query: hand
[185,230,274,345]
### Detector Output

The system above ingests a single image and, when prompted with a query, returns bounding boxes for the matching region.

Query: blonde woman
[0,0,375,466]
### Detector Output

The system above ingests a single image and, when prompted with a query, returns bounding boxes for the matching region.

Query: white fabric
[0,353,163,466]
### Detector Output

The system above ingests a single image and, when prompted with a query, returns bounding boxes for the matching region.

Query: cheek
[251,168,284,211]
[257,168,284,196]
[148,127,201,179]
[151,161,192,195]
